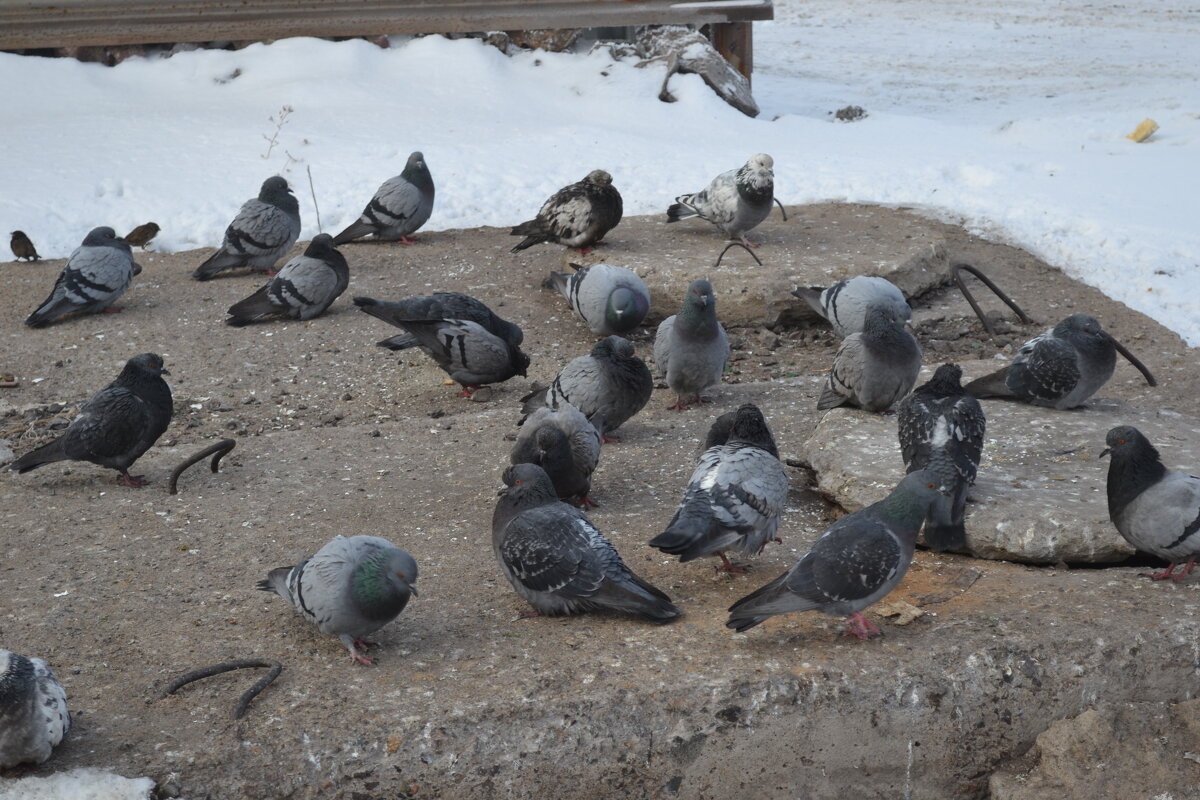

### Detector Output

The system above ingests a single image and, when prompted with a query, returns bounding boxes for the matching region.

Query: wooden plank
[708,21,752,81]
[0,0,773,49]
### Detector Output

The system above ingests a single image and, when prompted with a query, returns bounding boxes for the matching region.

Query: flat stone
[559,204,954,330]
[800,364,1200,563]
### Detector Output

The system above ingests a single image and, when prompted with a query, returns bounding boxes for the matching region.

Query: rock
[834,105,868,122]
[989,700,1200,800]
[507,29,580,52]
[800,363,1200,563]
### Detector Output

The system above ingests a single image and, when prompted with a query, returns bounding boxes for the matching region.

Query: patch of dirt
[1,204,1196,799]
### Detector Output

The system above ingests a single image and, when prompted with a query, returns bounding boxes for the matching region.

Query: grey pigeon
[964,313,1119,409]
[226,234,349,326]
[511,397,602,507]
[0,650,70,768]
[510,169,623,253]
[818,303,922,412]
[792,275,911,338]
[650,404,788,570]
[726,469,944,638]
[193,176,301,280]
[367,316,529,396]
[10,230,40,261]
[257,534,418,665]
[666,154,774,246]
[654,279,730,410]
[896,364,985,552]
[492,463,680,621]
[1101,425,1200,581]
[333,151,434,245]
[520,336,653,439]
[25,227,135,328]
[8,353,173,487]
[545,262,650,336]
[353,293,523,352]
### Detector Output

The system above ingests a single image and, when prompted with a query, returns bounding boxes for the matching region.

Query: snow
[0,768,154,800]
[0,0,1197,343]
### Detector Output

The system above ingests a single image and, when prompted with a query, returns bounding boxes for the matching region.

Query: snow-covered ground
[0,0,1197,343]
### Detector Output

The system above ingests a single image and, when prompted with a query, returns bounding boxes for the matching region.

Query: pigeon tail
[922,487,967,552]
[596,574,681,622]
[544,271,570,299]
[7,437,70,473]
[519,383,551,417]
[650,494,737,562]
[790,286,825,317]
[375,334,418,351]
[963,366,1016,399]
[332,220,375,246]
[25,298,76,328]
[666,201,698,223]
[817,384,849,410]
[256,567,292,597]
[726,570,820,632]
[192,249,243,281]
[509,219,550,252]
[725,571,814,632]
[226,286,276,327]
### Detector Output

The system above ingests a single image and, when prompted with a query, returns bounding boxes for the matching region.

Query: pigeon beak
[1099,447,1111,459]
[159,368,171,376]
[407,584,419,597]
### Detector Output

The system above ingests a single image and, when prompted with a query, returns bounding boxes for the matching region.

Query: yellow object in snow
[1127,118,1159,142]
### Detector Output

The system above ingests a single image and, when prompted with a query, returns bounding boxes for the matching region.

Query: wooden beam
[708,21,752,81]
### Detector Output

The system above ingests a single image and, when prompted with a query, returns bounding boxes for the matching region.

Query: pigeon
[654,279,730,410]
[258,535,418,665]
[896,364,985,552]
[964,313,1120,410]
[1101,425,1200,581]
[193,176,301,281]
[699,408,779,459]
[492,463,680,621]
[333,151,435,245]
[122,222,160,250]
[544,262,650,336]
[510,169,623,253]
[25,227,135,328]
[353,293,523,352]
[818,303,922,412]
[225,234,349,326]
[726,469,944,638]
[8,353,173,487]
[792,276,911,338]
[10,230,40,261]
[366,315,529,396]
[0,650,70,769]
[666,154,775,246]
[650,404,788,570]
[520,336,653,439]
[511,397,602,507]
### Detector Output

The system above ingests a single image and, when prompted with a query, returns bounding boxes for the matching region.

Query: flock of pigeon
[3,150,1197,773]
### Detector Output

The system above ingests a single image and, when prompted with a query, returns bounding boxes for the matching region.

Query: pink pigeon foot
[844,612,882,640]
[117,473,149,488]
[458,385,480,398]
[715,553,751,574]
[399,236,418,245]
[579,496,598,509]
[518,607,543,619]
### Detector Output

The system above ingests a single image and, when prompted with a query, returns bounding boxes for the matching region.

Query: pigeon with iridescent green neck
[258,535,419,665]
[727,469,943,639]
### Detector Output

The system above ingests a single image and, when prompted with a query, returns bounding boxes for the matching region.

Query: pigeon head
[511,347,531,378]
[304,233,338,257]
[402,151,434,189]
[1100,425,1156,461]
[727,404,780,457]
[11,230,25,238]
[748,153,774,171]
[682,279,716,313]
[124,353,170,378]
[1100,425,1167,519]
[81,226,127,250]
[878,469,948,536]
[259,176,299,215]
[584,170,613,187]
[604,286,649,334]
[500,463,559,504]
[737,154,775,198]
[593,335,637,361]
[924,363,965,394]
[352,547,419,617]
[862,302,908,335]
